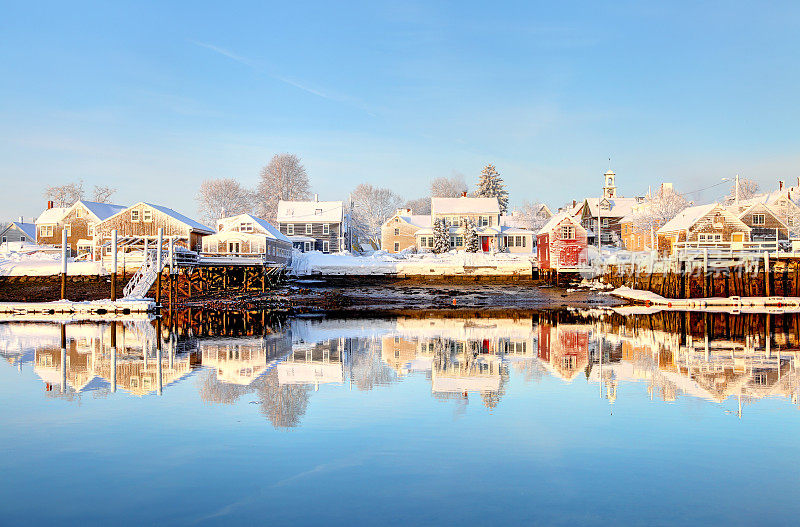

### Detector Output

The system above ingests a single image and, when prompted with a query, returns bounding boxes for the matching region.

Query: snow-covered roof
[399,214,432,229]
[538,211,583,235]
[656,203,750,234]
[733,202,787,227]
[75,200,127,221]
[288,235,316,242]
[142,203,213,233]
[36,207,69,225]
[218,214,290,242]
[432,197,500,215]
[574,197,641,219]
[277,200,344,223]
[4,222,36,239]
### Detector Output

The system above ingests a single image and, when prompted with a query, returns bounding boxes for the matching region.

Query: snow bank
[291,250,535,277]
[0,250,108,277]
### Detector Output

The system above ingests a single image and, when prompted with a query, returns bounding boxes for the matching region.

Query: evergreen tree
[476,164,509,213]
[465,218,480,252]
[433,217,450,254]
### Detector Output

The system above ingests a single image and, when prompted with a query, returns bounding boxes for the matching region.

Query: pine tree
[465,218,480,252]
[476,164,509,213]
[433,217,450,254]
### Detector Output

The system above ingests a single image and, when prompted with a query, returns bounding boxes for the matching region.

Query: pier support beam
[60,229,68,300]
[156,228,163,305]
[110,229,118,301]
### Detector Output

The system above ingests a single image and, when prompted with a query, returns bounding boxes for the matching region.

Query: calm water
[2,309,800,526]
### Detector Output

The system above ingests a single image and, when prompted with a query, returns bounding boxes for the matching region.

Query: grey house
[276,197,350,253]
[0,220,36,246]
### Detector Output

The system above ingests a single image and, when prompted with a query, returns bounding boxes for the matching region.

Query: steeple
[603,169,617,199]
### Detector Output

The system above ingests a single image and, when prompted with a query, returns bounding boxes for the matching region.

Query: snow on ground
[291,249,535,277]
[0,249,108,277]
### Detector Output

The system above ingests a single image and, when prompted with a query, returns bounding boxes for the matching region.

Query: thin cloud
[189,39,376,115]
[189,40,253,66]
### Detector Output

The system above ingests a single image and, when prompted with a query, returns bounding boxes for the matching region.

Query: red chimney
[572,200,576,207]
[780,181,784,190]
[461,191,467,197]
[47,200,53,210]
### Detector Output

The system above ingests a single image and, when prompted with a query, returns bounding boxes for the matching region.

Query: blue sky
[1,1,799,221]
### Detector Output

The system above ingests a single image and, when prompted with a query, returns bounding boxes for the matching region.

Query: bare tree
[196,178,254,226]
[43,181,84,207]
[404,197,431,215]
[430,172,468,198]
[92,185,116,203]
[511,201,551,232]
[255,369,311,429]
[632,186,690,244]
[350,183,404,248]
[723,177,760,205]
[255,154,312,220]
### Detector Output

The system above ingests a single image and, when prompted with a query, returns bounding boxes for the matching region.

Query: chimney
[47,200,53,210]
[461,191,467,197]
[18,216,23,223]
[572,200,576,207]
[780,180,784,191]
[314,193,319,202]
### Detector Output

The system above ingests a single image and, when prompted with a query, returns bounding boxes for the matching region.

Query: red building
[537,212,588,270]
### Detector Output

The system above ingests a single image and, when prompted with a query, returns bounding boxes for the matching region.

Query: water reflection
[2,309,800,425]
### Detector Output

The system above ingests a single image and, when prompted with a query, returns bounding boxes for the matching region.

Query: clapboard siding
[279,222,343,252]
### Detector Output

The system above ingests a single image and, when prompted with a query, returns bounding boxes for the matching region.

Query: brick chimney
[780,180,784,191]
[47,200,53,209]
[572,200,576,207]
[461,191,467,197]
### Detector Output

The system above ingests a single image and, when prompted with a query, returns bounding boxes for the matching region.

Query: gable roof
[74,200,127,222]
[277,200,344,223]
[35,207,69,225]
[657,203,749,234]
[538,211,584,235]
[431,197,500,215]
[393,212,431,229]
[734,202,788,227]
[99,202,213,233]
[0,222,36,239]
[219,214,290,242]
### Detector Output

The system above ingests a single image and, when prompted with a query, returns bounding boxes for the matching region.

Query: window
[20,236,25,242]
[561,225,575,239]
[131,210,140,222]
[323,224,330,235]
[752,213,765,225]
[322,240,330,253]
[506,236,515,247]
[479,216,489,227]
[315,208,322,215]
[240,222,254,233]
[287,224,294,235]
[456,236,463,247]
[602,218,609,227]
[75,207,83,218]
[304,241,312,252]
[88,223,94,236]
[142,209,153,222]
[41,225,53,237]
[305,224,312,235]
[394,242,400,251]
[394,228,399,235]
[1,236,5,243]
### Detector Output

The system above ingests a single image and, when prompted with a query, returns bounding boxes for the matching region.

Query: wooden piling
[60,229,67,300]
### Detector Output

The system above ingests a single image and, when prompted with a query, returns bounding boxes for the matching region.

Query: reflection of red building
[537,322,590,381]
[537,213,588,270]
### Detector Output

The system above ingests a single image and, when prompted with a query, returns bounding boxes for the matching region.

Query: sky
[1,0,799,222]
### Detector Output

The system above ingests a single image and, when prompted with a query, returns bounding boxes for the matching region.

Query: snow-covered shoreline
[0,247,107,277]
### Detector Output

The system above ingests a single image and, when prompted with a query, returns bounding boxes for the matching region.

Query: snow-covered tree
[632,186,690,243]
[512,201,551,232]
[723,177,760,205]
[404,197,431,215]
[350,183,404,248]
[465,218,479,252]
[196,178,254,226]
[254,153,312,220]
[430,173,468,198]
[43,181,84,207]
[432,217,449,254]
[91,185,116,204]
[475,164,509,213]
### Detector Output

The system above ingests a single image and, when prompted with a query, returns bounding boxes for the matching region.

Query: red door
[481,237,490,252]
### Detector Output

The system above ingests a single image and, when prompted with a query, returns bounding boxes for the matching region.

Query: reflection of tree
[481,368,509,410]
[197,369,252,405]
[349,338,397,391]
[254,369,311,429]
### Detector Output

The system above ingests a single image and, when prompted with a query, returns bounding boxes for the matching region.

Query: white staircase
[123,250,167,299]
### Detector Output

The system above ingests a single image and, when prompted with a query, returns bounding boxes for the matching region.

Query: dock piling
[60,229,67,300]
